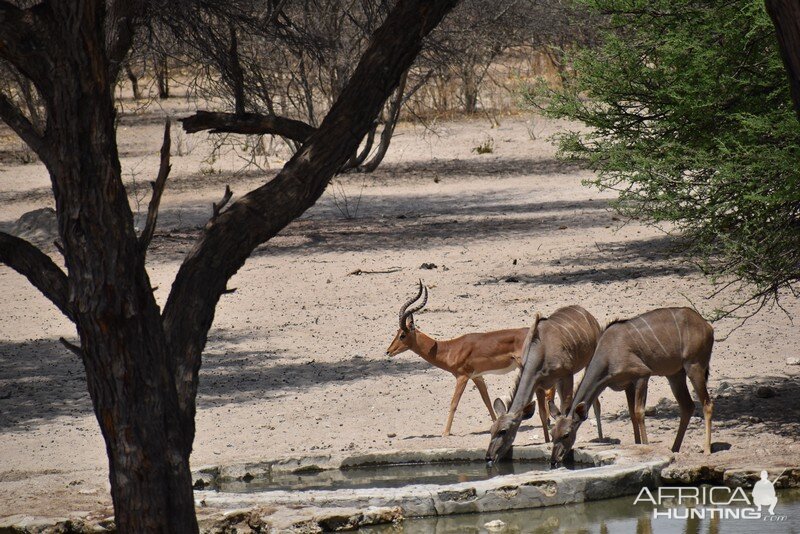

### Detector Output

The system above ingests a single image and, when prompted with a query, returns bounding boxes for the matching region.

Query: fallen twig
[348,267,402,276]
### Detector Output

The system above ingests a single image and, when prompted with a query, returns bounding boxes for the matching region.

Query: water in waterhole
[359,489,800,533]
[208,459,586,493]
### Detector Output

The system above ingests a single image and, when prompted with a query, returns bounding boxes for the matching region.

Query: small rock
[387,433,396,438]
[756,385,776,398]
[419,262,437,270]
[787,358,800,366]
[484,519,507,531]
[716,381,731,393]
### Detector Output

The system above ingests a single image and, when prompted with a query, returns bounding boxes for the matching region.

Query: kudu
[387,281,547,436]
[550,307,714,466]
[485,305,603,464]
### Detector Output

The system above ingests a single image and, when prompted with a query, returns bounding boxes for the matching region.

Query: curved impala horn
[399,281,425,332]
[401,281,428,331]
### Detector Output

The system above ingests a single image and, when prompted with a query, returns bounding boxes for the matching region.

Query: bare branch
[0,92,47,157]
[210,185,233,221]
[139,119,172,254]
[0,231,72,321]
[59,337,83,358]
[180,111,315,143]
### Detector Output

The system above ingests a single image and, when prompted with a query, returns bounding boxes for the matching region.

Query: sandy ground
[0,98,798,520]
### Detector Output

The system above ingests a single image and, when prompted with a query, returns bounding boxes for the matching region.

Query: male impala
[387,281,547,436]
[485,305,603,464]
[550,307,714,466]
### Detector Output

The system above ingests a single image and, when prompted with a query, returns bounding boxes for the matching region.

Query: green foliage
[529,0,800,313]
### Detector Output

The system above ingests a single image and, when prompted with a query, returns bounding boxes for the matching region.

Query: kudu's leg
[625,385,641,444]
[472,376,496,421]
[686,364,713,454]
[667,370,694,453]
[556,378,574,414]
[443,375,469,436]
[592,399,604,440]
[634,378,650,445]
[536,388,550,443]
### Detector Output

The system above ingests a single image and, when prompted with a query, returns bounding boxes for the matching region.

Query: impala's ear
[406,314,415,331]
[574,402,588,421]
[548,398,561,421]
[493,398,507,417]
[520,401,536,421]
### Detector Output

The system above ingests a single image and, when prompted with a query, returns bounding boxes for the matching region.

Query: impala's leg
[686,364,713,455]
[625,384,641,444]
[536,388,550,443]
[592,398,604,440]
[667,369,693,453]
[443,375,469,436]
[472,376,495,421]
[634,377,650,445]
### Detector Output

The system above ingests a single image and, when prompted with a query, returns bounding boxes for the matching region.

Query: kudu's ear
[493,398,507,417]
[548,398,561,421]
[574,402,588,421]
[520,401,536,421]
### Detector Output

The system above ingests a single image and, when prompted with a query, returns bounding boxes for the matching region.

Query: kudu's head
[386,281,428,357]
[549,400,588,467]
[485,398,535,464]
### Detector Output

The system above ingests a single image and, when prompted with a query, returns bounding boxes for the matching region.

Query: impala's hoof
[441,431,451,437]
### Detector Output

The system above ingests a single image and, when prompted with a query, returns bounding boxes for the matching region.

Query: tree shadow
[0,334,432,430]
[610,376,800,441]
[143,194,616,262]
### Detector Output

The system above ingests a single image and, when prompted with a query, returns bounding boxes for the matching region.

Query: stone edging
[193,444,669,517]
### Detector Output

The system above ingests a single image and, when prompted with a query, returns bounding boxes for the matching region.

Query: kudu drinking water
[485,305,603,464]
[386,281,552,436]
[550,307,714,466]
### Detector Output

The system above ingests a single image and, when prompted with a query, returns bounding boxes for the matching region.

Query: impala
[485,305,603,464]
[550,307,714,466]
[386,281,551,436]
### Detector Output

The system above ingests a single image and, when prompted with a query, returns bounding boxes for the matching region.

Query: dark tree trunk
[156,52,170,99]
[124,62,141,100]
[43,8,196,533]
[0,2,196,532]
[766,0,800,121]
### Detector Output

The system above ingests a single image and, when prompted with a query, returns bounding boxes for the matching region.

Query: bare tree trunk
[462,65,478,113]
[766,0,800,121]
[156,52,170,99]
[124,62,141,100]
[361,69,409,172]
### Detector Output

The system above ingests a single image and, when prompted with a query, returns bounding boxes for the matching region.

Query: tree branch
[138,119,172,254]
[210,185,233,222]
[0,91,47,157]
[59,337,84,358]
[163,0,460,455]
[179,111,315,142]
[0,232,72,322]
[0,2,54,95]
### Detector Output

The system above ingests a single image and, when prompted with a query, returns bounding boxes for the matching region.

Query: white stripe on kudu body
[549,307,714,466]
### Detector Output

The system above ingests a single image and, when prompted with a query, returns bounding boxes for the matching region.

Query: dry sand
[0,101,798,519]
